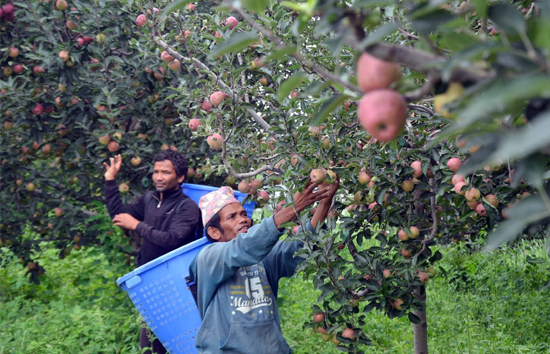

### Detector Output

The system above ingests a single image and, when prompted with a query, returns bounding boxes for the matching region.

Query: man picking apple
[104,150,202,354]
[188,177,339,353]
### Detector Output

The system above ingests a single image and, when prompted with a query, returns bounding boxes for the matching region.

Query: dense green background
[1,238,549,354]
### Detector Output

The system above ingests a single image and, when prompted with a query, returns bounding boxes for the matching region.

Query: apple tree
[0,0,226,282]
[1,0,550,353]
[147,0,549,353]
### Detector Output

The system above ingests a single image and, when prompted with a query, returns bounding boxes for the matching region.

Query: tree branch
[229,5,363,95]
[153,37,273,132]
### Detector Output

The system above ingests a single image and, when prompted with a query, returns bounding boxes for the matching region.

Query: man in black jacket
[104,150,202,354]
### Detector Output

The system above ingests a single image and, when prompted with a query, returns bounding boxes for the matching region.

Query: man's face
[215,203,252,242]
[152,160,184,193]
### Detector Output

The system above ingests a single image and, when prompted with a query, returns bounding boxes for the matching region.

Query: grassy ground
[1,240,549,354]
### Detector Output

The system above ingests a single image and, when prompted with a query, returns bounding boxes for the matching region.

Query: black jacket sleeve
[104,180,145,221]
[135,198,201,249]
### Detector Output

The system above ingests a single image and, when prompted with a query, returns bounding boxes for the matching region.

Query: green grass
[1,240,549,353]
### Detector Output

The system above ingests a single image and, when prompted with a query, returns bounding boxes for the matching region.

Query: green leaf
[359,22,400,49]
[409,9,455,34]
[488,3,525,35]
[161,0,193,17]
[485,196,550,250]
[490,114,550,177]
[455,75,550,130]
[311,94,348,126]
[209,32,260,58]
[408,312,421,324]
[242,0,267,14]
[264,45,297,61]
[277,72,307,102]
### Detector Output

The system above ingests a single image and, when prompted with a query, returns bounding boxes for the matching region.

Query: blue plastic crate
[181,183,255,223]
[116,183,256,353]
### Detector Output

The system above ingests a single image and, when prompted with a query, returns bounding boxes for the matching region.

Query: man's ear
[207,226,222,241]
[177,175,185,184]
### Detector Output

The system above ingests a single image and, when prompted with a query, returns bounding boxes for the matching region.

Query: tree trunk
[413,285,428,354]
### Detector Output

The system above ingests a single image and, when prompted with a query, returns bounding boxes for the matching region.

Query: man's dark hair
[204,212,223,243]
[153,150,188,179]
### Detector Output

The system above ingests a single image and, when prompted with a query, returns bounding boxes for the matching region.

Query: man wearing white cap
[189,178,339,354]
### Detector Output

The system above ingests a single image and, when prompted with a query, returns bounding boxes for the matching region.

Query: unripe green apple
[465,187,481,202]
[119,183,129,194]
[409,226,419,239]
[402,180,414,192]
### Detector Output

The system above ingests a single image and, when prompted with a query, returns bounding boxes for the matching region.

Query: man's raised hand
[103,154,122,181]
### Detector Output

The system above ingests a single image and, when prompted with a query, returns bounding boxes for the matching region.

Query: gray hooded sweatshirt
[189,216,315,354]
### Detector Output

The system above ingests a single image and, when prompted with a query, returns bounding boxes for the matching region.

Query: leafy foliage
[2,0,550,352]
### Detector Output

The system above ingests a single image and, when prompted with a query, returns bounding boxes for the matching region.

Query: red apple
[476,203,487,216]
[54,207,64,217]
[32,104,44,115]
[358,172,371,185]
[136,14,147,27]
[59,50,69,62]
[447,157,462,172]
[90,58,100,72]
[417,270,429,284]
[66,20,77,30]
[398,229,409,241]
[98,134,110,145]
[13,64,24,74]
[108,141,119,152]
[153,67,165,81]
[238,181,250,193]
[342,328,356,340]
[2,4,15,16]
[454,181,467,195]
[168,59,180,72]
[356,52,401,93]
[188,118,203,131]
[409,226,419,239]
[161,51,175,63]
[8,47,19,58]
[187,3,195,11]
[291,154,299,167]
[451,174,465,185]
[358,89,408,142]
[257,190,270,203]
[209,91,225,107]
[310,168,326,183]
[252,57,266,69]
[83,36,94,44]
[202,99,212,113]
[411,160,422,177]
[313,313,324,323]
[485,194,499,208]
[207,133,222,150]
[55,0,68,10]
[225,16,238,29]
